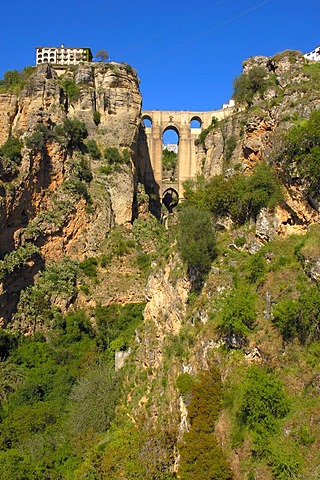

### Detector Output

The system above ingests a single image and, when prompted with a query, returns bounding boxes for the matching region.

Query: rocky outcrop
[200,49,320,235]
[0,62,142,258]
[0,61,144,323]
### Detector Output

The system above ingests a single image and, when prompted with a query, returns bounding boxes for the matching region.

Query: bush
[194,117,219,146]
[176,373,195,397]
[0,244,40,280]
[79,257,98,278]
[67,366,119,434]
[273,286,320,343]
[178,206,216,283]
[104,146,131,167]
[95,303,144,351]
[224,135,237,161]
[216,285,257,346]
[73,156,93,183]
[0,137,23,165]
[282,110,320,198]
[0,67,34,93]
[86,139,101,159]
[237,366,289,438]
[62,79,80,103]
[233,66,270,105]
[93,110,101,125]
[55,118,88,149]
[178,366,233,480]
[25,124,58,152]
[183,162,283,224]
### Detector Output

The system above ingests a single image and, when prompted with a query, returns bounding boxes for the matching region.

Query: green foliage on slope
[183,162,284,224]
[0,301,144,479]
[179,366,233,480]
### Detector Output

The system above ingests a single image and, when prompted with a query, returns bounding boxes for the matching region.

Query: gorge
[0,48,319,479]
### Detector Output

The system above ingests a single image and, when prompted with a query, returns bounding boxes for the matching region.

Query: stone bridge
[141,107,234,198]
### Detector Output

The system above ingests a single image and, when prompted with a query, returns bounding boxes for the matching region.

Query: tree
[233,66,269,105]
[178,367,233,480]
[96,50,109,62]
[178,205,216,289]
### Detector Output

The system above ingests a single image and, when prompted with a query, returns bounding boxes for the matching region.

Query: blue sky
[0,0,319,112]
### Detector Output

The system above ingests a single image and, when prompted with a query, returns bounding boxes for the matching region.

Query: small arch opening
[162,127,179,184]
[142,116,152,128]
[190,117,202,128]
[162,187,179,213]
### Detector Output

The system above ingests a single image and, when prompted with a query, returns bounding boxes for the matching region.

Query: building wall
[304,46,320,62]
[36,46,92,66]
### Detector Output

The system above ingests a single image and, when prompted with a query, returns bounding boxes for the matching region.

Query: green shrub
[93,110,101,125]
[216,285,257,345]
[282,110,320,198]
[233,65,270,105]
[55,118,88,149]
[0,244,40,279]
[79,257,98,278]
[95,303,144,351]
[176,373,195,396]
[86,139,101,159]
[104,146,122,164]
[245,252,267,284]
[136,252,151,273]
[178,205,216,283]
[104,146,131,166]
[63,179,90,201]
[178,366,233,480]
[62,79,80,103]
[183,162,283,224]
[25,124,58,152]
[273,286,320,343]
[100,253,112,268]
[224,135,237,161]
[0,67,34,93]
[0,137,23,165]
[15,259,80,333]
[194,117,219,146]
[237,366,289,438]
[73,156,92,183]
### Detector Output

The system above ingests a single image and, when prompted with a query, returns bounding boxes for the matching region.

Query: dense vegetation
[0,303,145,479]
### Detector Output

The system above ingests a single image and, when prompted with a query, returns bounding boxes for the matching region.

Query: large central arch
[141,108,233,197]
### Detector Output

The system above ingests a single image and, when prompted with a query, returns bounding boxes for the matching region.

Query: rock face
[200,50,320,234]
[0,62,142,258]
[0,61,144,323]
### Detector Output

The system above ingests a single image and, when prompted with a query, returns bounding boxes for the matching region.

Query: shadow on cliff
[0,149,54,257]
[0,253,45,326]
[132,123,161,220]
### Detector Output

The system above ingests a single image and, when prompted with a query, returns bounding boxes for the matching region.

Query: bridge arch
[142,114,153,128]
[162,126,179,186]
[141,108,234,197]
[190,116,202,128]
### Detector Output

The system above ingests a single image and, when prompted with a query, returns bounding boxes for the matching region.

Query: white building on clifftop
[36,45,93,66]
[304,45,320,62]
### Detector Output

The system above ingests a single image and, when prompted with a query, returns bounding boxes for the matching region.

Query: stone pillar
[152,123,163,190]
[178,124,191,196]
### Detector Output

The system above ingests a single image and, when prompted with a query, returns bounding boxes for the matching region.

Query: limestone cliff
[0,62,142,254]
[199,50,320,235]
[0,61,144,323]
